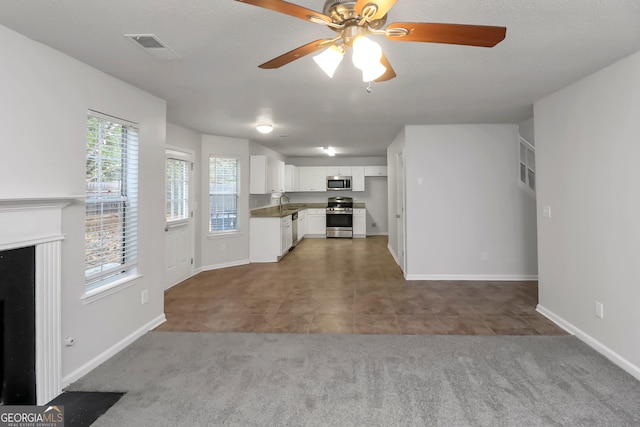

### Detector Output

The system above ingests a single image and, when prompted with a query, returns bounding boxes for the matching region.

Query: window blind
[85,112,139,290]
[209,157,239,233]
[166,158,190,222]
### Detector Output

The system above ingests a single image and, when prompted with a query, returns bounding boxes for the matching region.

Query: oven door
[326,211,353,238]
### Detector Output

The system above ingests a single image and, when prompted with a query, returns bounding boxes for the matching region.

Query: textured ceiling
[1,0,639,157]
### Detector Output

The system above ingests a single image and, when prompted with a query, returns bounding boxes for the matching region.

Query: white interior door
[396,152,406,274]
[164,148,194,290]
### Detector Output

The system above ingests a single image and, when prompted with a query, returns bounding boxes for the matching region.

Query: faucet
[278,193,290,216]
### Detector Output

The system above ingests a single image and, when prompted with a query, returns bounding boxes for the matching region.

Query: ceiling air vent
[124,34,180,60]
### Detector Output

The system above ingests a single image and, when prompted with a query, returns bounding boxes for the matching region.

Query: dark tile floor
[157,236,566,336]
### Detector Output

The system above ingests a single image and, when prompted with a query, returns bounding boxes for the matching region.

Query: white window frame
[519,137,536,199]
[166,149,193,225]
[83,111,139,299]
[208,156,240,236]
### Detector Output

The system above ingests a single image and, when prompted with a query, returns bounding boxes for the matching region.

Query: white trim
[62,314,166,388]
[81,274,142,305]
[207,231,244,240]
[0,234,66,252]
[366,232,389,236]
[405,274,539,281]
[387,243,400,265]
[200,259,250,272]
[536,305,640,382]
[165,146,195,162]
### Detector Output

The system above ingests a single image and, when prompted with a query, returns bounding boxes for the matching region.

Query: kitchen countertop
[251,202,366,218]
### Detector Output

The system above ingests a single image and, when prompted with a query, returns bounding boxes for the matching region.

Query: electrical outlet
[141,289,149,305]
[371,222,377,228]
[595,301,604,319]
[220,243,226,252]
[481,251,489,262]
[543,205,552,218]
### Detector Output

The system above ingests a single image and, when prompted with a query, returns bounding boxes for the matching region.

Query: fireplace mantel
[0,196,79,403]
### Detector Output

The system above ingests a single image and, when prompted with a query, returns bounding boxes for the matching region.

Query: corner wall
[535,50,640,379]
[0,24,167,384]
[200,135,251,270]
[403,124,538,280]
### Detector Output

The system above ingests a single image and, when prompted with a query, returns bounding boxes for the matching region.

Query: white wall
[535,50,640,379]
[201,135,251,270]
[403,124,538,280]
[166,123,202,268]
[0,25,167,383]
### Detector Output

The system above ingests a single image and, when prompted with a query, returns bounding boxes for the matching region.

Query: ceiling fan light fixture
[256,124,273,134]
[313,45,345,78]
[351,35,383,70]
[361,61,387,82]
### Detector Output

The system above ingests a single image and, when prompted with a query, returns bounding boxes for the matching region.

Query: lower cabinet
[281,216,292,256]
[250,217,292,262]
[298,210,307,241]
[306,209,326,237]
[353,208,366,238]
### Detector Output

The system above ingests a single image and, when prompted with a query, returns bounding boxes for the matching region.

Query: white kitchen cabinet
[281,215,292,256]
[353,208,366,238]
[306,208,326,236]
[284,164,298,192]
[298,166,327,192]
[249,216,292,262]
[351,166,365,192]
[297,209,307,241]
[326,166,352,176]
[250,155,284,194]
[364,165,387,176]
[249,217,280,262]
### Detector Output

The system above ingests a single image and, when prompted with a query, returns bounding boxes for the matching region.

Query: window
[209,157,239,233]
[85,112,138,291]
[519,137,535,196]
[166,157,190,222]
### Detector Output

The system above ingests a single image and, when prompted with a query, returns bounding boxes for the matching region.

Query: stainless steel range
[326,196,353,238]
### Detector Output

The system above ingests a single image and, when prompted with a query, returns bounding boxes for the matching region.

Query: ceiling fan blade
[375,53,396,82]
[236,0,333,25]
[386,22,506,47]
[355,0,398,21]
[258,39,334,69]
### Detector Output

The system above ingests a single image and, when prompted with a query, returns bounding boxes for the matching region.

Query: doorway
[164,148,195,290]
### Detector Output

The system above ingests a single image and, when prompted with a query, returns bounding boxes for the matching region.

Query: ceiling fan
[235,0,507,82]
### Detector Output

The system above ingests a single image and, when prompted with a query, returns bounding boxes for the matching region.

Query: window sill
[207,231,243,240]
[81,273,142,305]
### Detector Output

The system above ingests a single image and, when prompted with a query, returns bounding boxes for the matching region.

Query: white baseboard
[62,314,166,388]
[537,304,640,382]
[367,232,389,236]
[200,259,250,272]
[387,243,400,265]
[405,274,538,281]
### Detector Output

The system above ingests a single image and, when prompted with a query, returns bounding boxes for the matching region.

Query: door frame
[164,146,196,290]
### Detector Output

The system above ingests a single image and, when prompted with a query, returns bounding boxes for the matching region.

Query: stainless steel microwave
[327,176,352,191]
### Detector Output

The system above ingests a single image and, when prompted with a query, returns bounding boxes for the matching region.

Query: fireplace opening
[0,246,36,405]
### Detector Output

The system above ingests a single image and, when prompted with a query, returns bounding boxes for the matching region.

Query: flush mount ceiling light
[256,124,273,134]
[235,0,506,83]
[322,146,336,156]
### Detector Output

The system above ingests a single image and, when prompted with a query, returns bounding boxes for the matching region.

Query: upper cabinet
[364,166,387,176]
[250,155,285,194]
[284,164,298,192]
[298,166,327,192]
[280,164,386,192]
[351,166,365,192]
[326,166,352,176]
